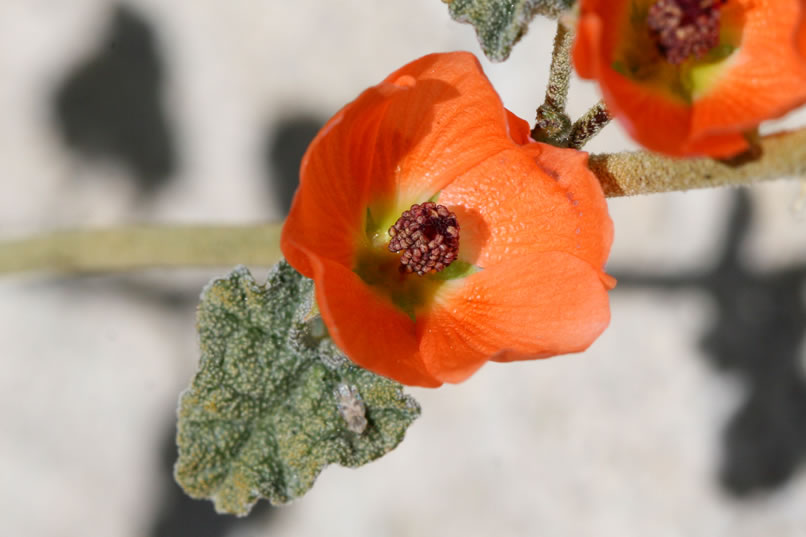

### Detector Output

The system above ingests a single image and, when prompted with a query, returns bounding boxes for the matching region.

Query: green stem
[592,128,806,197]
[530,21,574,145]
[0,223,282,275]
[541,21,573,112]
[568,100,612,149]
[1,129,805,276]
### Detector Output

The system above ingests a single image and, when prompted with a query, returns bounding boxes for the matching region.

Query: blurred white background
[2,1,806,536]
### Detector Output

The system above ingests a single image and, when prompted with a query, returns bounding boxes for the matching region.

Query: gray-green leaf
[175,262,420,516]
[445,0,575,61]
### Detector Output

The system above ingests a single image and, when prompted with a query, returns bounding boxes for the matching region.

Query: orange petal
[682,129,750,156]
[295,241,441,387]
[573,13,602,80]
[573,1,697,155]
[692,0,806,139]
[573,0,806,157]
[527,143,614,270]
[597,66,752,156]
[282,52,514,275]
[800,6,806,57]
[574,0,627,80]
[438,145,613,271]
[281,84,403,276]
[367,52,514,208]
[417,251,611,383]
[505,108,533,145]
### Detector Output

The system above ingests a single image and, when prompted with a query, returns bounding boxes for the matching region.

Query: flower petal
[505,109,533,145]
[573,4,705,154]
[692,0,806,139]
[574,0,625,80]
[800,8,806,56]
[417,251,611,383]
[573,0,806,157]
[438,145,613,271]
[282,85,401,276]
[368,52,514,209]
[294,241,441,387]
[526,142,614,270]
[602,65,751,156]
[575,8,750,156]
[282,52,515,275]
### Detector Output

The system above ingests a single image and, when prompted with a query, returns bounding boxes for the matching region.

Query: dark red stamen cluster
[647,0,726,64]
[388,202,459,276]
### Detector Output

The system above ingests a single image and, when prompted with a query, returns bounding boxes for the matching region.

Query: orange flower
[573,0,806,157]
[281,52,615,387]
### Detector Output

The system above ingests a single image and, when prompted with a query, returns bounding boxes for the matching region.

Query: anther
[388,202,460,276]
[647,0,726,65]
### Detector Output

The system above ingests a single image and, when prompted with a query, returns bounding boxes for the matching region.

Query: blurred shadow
[612,190,806,497]
[29,274,275,532]
[264,115,323,215]
[53,4,177,195]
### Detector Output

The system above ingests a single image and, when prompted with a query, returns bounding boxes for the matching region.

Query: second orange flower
[574,0,806,157]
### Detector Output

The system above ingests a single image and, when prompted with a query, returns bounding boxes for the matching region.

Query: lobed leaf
[175,262,420,515]
[445,0,575,61]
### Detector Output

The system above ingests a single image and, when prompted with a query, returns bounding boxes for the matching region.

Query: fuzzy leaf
[445,0,575,61]
[175,262,420,516]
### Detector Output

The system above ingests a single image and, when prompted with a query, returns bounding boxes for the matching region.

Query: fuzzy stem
[568,100,612,149]
[531,21,574,144]
[542,21,574,112]
[592,128,806,197]
[0,224,283,275]
[1,129,805,276]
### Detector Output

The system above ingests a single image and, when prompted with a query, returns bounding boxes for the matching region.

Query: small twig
[541,21,573,112]
[0,224,283,275]
[593,128,806,197]
[568,100,612,149]
[531,21,574,145]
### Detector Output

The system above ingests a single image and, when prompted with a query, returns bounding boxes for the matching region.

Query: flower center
[388,202,459,276]
[647,0,726,64]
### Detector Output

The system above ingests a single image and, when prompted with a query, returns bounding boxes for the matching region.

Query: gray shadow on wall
[53,4,177,195]
[264,115,324,215]
[612,190,806,497]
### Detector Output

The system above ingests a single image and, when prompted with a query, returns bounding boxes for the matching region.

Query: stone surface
[1,1,806,536]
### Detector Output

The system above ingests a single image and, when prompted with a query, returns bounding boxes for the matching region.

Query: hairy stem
[1,129,805,276]
[531,21,574,144]
[568,100,612,149]
[593,128,806,197]
[541,20,573,112]
[0,224,283,275]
